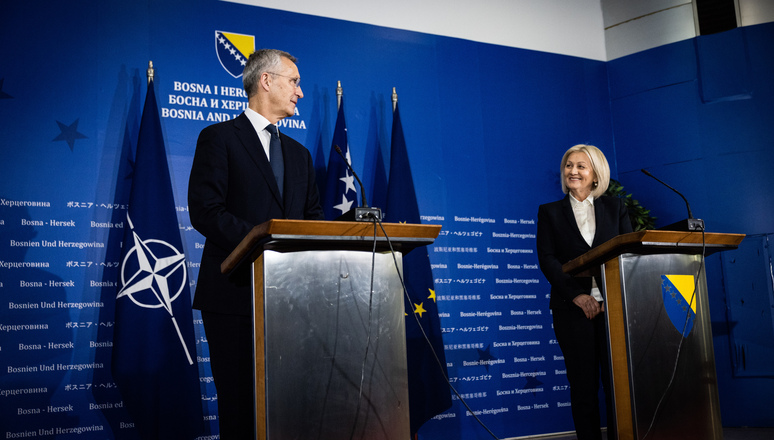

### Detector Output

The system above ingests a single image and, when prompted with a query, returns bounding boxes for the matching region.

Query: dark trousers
[202,311,255,439]
[553,306,616,440]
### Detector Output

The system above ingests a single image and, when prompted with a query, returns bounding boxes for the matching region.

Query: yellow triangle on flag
[665,274,696,313]
[222,32,254,58]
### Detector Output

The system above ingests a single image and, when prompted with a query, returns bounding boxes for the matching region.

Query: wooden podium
[563,230,744,440]
[221,219,441,440]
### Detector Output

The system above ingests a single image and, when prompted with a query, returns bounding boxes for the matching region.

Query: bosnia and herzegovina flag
[323,96,358,219]
[215,30,254,78]
[661,274,697,337]
[385,102,451,435]
[112,75,204,440]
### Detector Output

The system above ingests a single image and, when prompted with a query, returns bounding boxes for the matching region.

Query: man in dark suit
[188,48,324,438]
[537,144,632,440]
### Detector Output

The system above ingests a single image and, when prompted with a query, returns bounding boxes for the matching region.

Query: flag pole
[336,80,343,109]
[146,60,155,84]
[392,87,398,112]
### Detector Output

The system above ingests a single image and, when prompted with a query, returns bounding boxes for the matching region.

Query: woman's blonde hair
[559,144,610,198]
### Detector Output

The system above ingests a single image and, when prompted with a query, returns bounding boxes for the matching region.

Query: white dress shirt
[569,193,603,301]
[244,108,274,160]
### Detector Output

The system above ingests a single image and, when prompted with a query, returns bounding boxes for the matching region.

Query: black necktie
[265,124,284,197]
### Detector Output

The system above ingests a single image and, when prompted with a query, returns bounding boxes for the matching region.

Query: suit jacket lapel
[592,198,606,247]
[234,113,284,207]
[561,195,590,249]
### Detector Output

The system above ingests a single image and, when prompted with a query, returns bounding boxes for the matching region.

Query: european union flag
[323,97,358,219]
[112,74,204,440]
[385,102,451,435]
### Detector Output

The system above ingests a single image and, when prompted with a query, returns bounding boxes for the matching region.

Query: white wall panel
[223,0,609,60]
[740,0,774,26]
[601,0,692,27]
[604,3,696,60]
[225,0,774,61]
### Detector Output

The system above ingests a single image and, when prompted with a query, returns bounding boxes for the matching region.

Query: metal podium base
[614,252,723,440]
[256,249,410,439]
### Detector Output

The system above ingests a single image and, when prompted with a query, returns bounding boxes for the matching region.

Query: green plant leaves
[604,179,657,231]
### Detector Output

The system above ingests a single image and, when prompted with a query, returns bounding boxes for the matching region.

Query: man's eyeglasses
[267,72,300,88]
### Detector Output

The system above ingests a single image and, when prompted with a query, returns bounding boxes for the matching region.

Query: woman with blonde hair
[537,144,632,440]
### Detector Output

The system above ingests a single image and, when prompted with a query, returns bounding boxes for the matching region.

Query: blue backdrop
[1,0,772,438]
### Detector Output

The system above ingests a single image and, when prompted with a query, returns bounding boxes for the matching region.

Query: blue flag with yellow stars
[111,78,204,440]
[385,102,451,435]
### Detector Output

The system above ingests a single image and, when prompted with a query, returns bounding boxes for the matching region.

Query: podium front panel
[258,249,409,440]
[616,252,722,440]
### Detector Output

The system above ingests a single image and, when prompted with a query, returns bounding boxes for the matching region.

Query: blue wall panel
[607,39,697,100]
[609,22,774,427]
[613,82,703,171]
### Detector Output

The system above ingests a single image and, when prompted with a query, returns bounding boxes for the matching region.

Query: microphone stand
[641,169,704,231]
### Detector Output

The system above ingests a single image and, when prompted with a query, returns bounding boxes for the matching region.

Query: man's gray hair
[243,49,297,98]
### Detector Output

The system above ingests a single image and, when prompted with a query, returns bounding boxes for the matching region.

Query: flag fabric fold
[385,102,452,435]
[323,98,358,219]
[111,80,204,440]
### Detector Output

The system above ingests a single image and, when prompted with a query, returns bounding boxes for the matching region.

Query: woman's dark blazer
[537,194,632,310]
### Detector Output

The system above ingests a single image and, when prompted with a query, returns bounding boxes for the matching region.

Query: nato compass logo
[117,213,194,365]
[215,30,254,78]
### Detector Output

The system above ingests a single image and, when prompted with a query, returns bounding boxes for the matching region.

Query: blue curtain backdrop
[1,0,773,438]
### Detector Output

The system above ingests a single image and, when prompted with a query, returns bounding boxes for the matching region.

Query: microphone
[641,169,704,231]
[333,145,382,222]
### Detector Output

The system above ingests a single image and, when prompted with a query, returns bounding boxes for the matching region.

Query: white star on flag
[333,193,354,214]
[340,171,356,195]
[117,230,186,316]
